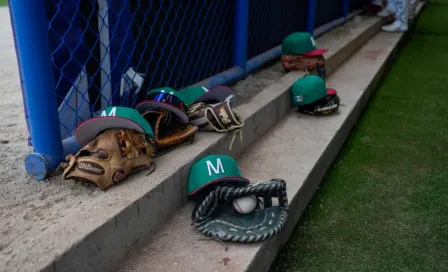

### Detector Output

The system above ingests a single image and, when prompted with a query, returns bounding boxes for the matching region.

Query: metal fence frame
[8,0,367,180]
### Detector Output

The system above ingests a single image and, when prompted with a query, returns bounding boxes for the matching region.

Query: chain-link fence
[8,0,366,179]
[315,0,345,28]
[350,0,370,12]
[247,0,308,59]
[46,0,236,140]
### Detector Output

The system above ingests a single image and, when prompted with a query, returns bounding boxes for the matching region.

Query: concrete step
[1,15,386,272]
[117,27,411,272]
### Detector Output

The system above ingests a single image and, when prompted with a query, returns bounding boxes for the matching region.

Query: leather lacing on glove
[58,129,156,180]
[118,129,150,157]
[141,109,197,157]
[191,179,289,250]
[188,101,244,151]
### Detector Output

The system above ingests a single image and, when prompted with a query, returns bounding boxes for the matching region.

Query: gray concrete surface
[0,7,383,272]
[118,29,407,272]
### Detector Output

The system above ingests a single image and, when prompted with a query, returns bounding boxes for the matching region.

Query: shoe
[381,20,408,32]
[377,8,394,17]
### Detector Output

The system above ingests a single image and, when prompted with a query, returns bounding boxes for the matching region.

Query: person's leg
[382,0,409,32]
[378,0,396,17]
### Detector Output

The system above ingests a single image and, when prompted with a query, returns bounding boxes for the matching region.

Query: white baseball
[233,195,257,214]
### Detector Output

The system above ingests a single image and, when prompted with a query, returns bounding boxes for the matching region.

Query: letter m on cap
[206,158,225,176]
[101,107,117,117]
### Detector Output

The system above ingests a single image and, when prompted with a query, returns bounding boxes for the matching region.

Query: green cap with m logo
[188,155,249,201]
[75,106,154,146]
[282,32,328,56]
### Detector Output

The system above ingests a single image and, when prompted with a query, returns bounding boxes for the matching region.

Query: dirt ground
[0,6,288,270]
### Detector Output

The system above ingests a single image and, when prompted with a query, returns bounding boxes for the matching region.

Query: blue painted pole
[246,45,282,74]
[233,0,249,71]
[9,0,63,180]
[343,0,350,20]
[306,0,317,34]
[7,6,31,146]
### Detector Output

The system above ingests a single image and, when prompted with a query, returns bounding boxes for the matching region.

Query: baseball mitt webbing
[192,179,289,243]
[299,94,340,116]
[143,109,198,150]
[61,128,155,190]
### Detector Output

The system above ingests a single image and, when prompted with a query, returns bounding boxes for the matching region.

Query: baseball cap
[282,32,328,56]
[180,85,237,106]
[188,154,249,201]
[291,75,337,106]
[135,87,189,124]
[75,106,154,146]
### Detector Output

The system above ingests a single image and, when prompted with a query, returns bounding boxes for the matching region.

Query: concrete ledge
[1,16,384,272]
[117,4,426,272]
[118,24,411,272]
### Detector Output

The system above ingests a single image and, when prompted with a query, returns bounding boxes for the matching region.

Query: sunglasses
[145,92,188,113]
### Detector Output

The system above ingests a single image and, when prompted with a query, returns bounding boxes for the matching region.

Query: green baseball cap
[188,154,249,201]
[135,87,189,124]
[180,85,237,106]
[75,106,154,146]
[291,75,337,106]
[282,32,328,56]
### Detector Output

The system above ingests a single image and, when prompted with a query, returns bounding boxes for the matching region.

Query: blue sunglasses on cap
[145,92,188,113]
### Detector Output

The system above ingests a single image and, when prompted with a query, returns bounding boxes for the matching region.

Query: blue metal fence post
[233,0,249,71]
[306,0,317,34]
[343,0,350,20]
[9,0,63,180]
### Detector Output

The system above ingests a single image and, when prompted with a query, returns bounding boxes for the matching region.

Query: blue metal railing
[8,0,367,180]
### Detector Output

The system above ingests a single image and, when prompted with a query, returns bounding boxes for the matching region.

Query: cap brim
[188,176,250,197]
[75,117,145,146]
[302,48,329,57]
[196,85,237,105]
[135,101,189,124]
[327,88,337,95]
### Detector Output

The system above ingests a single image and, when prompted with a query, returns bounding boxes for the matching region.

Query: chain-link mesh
[350,0,370,12]
[20,0,367,142]
[46,0,235,139]
[315,0,345,28]
[247,0,308,59]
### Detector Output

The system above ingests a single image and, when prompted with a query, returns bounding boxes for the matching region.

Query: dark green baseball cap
[75,106,154,146]
[291,75,337,106]
[282,32,328,56]
[188,155,249,201]
[135,87,189,124]
[180,85,236,106]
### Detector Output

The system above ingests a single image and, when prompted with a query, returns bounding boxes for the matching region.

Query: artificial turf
[415,3,448,35]
[271,3,448,272]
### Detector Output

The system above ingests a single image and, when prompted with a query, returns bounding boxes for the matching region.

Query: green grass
[0,0,7,7]
[415,4,448,34]
[271,5,448,272]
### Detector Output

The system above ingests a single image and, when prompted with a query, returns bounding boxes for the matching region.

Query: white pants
[386,0,410,24]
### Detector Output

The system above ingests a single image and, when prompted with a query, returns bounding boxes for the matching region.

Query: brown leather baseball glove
[142,109,198,151]
[188,100,244,132]
[60,128,155,190]
[281,54,326,79]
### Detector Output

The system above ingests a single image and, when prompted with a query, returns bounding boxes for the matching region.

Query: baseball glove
[191,179,289,243]
[188,100,244,132]
[60,128,155,190]
[142,109,198,151]
[281,54,326,79]
[298,93,341,116]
